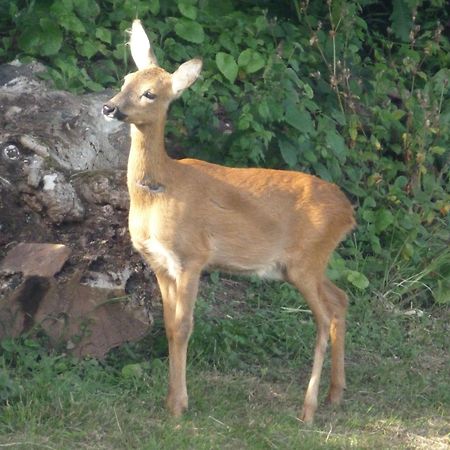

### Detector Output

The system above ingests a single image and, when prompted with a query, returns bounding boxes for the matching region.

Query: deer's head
[102,20,202,125]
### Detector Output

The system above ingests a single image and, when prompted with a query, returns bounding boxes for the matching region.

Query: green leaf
[39,20,63,56]
[362,196,376,208]
[266,98,284,122]
[284,101,314,134]
[84,79,104,92]
[178,1,197,20]
[78,40,97,58]
[17,28,41,53]
[434,279,450,305]
[314,163,332,181]
[238,112,252,130]
[303,83,314,99]
[121,363,144,379]
[430,146,446,155]
[54,54,77,73]
[390,0,412,42]
[59,14,86,33]
[279,139,298,167]
[285,68,303,89]
[216,52,238,84]
[218,33,237,53]
[255,16,268,32]
[149,0,160,15]
[331,109,346,126]
[237,49,265,74]
[95,27,111,44]
[375,209,394,233]
[325,129,347,162]
[392,109,406,120]
[401,242,414,260]
[174,19,204,44]
[50,0,73,17]
[203,0,234,15]
[1,338,15,353]
[346,270,370,290]
[74,0,100,19]
[210,271,220,284]
[257,100,271,121]
[362,209,374,222]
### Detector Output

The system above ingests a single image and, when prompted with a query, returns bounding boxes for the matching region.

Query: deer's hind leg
[321,278,348,405]
[287,268,332,424]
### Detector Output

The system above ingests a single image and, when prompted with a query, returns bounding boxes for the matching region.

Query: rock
[20,171,85,223]
[80,264,132,290]
[0,61,158,359]
[23,155,44,188]
[0,61,130,172]
[0,243,71,278]
[0,271,150,359]
[74,170,129,210]
[0,242,153,358]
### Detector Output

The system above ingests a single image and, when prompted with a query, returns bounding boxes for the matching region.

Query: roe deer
[102,20,355,424]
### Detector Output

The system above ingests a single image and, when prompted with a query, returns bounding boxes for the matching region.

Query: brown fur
[103,20,355,424]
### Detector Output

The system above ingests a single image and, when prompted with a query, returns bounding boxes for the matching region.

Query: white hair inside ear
[129,19,158,69]
[171,59,203,97]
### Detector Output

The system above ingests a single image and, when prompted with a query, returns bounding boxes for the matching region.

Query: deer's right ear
[129,20,158,70]
[171,59,203,97]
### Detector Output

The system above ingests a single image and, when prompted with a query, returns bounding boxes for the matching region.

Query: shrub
[1,0,448,305]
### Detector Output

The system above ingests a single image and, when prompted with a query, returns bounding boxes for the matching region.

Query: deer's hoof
[167,394,188,417]
[299,405,316,425]
[326,385,345,405]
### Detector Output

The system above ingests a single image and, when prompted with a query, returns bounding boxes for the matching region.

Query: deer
[102,20,355,424]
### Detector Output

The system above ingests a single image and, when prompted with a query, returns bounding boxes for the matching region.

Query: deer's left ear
[129,20,158,69]
[171,59,203,97]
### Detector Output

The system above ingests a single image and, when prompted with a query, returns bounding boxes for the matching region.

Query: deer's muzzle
[102,103,127,121]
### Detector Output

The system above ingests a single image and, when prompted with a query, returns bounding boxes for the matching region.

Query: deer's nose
[102,103,117,116]
[102,103,127,121]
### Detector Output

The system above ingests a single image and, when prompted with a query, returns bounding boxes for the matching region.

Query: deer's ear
[171,59,202,97]
[129,20,158,70]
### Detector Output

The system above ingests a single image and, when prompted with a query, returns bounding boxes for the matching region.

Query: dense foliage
[1,0,449,305]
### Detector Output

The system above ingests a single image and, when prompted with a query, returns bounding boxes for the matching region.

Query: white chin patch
[103,114,116,122]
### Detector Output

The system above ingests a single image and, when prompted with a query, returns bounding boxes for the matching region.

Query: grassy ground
[1,277,449,449]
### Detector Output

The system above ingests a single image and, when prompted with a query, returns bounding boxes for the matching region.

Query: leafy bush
[0,0,448,305]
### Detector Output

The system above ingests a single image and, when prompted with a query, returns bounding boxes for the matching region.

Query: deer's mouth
[102,104,128,122]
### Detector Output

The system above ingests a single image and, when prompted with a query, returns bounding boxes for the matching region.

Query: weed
[1,281,449,449]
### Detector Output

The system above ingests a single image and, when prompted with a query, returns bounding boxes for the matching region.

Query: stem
[301,0,345,114]
[328,2,345,115]
[437,79,445,115]
[328,2,337,79]
[293,0,302,23]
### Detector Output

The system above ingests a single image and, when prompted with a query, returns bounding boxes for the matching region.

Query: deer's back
[128,158,354,278]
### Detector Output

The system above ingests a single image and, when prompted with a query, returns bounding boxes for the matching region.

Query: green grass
[1,278,449,449]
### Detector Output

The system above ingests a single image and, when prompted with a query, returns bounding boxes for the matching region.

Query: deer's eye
[142,90,156,100]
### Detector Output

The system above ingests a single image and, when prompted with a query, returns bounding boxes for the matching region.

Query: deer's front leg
[157,266,200,417]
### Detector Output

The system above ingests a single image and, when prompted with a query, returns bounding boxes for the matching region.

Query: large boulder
[0,62,158,357]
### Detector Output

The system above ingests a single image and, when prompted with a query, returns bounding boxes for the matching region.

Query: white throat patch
[143,237,181,280]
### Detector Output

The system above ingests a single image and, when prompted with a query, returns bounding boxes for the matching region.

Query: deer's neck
[127,120,173,200]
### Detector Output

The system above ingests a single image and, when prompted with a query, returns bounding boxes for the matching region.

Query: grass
[0,277,449,449]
